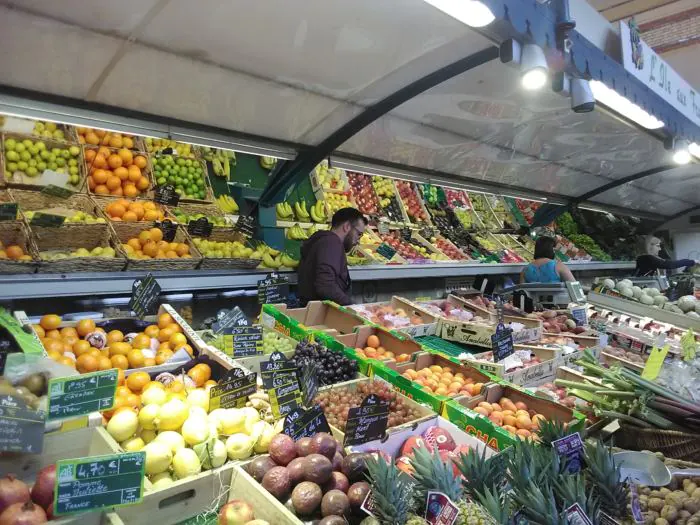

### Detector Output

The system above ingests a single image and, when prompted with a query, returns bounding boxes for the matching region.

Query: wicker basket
[91,195,173,225]
[168,202,234,231]
[10,189,108,226]
[0,221,38,273]
[151,154,214,203]
[1,117,78,144]
[195,229,261,270]
[111,222,202,271]
[32,223,126,273]
[616,424,700,462]
[83,145,154,199]
[1,133,86,191]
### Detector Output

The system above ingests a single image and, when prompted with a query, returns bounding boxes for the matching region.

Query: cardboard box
[464,345,560,386]
[260,301,367,341]
[370,352,493,413]
[441,383,585,451]
[348,296,438,337]
[316,324,424,375]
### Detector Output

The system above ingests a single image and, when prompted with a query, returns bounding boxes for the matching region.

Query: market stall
[2,0,700,523]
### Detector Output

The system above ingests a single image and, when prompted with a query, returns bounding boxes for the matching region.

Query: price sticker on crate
[54,451,145,515]
[47,369,118,421]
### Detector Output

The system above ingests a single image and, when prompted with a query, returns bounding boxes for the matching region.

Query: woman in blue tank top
[521,236,575,283]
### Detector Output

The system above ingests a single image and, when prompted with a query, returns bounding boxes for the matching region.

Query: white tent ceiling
[0,0,694,217]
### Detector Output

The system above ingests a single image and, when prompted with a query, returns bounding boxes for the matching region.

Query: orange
[131,333,151,350]
[109,341,132,357]
[93,154,107,169]
[43,339,64,354]
[94,185,109,195]
[155,349,173,365]
[181,344,194,357]
[93,168,108,184]
[47,350,62,361]
[32,324,45,338]
[87,176,96,191]
[111,187,124,197]
[158,313,175,329]
[204,379,217,389]
[85,132,99,145]
[165,250,178,258]
[110,354,129,370]
[117,149,133,165]
[122,211,138,222]
[97,355,112,370]
[130,203,144,219]
[175,244,190,256]
[98,146,111,158]
[60,326,78,338]
[107,330,124,344]
[188,364,211,386]
[167,380,185,393]
[58,356,76,368]
[106,176,121,191]
[138,230,152,245]
[143,357,156,367]
[124,184,139,198]
[108,154,123,169]
[143,201,156,211]
[123,137,134,149]
[46,329,61,340]
[84,149,97,162]
[144,209,160,221]
[127,165,141,180]
[144,325,159,338]
[109,135,123,149]
[367,335,380,349]
[109,204,126,218]
[5,246,24,260]
[157,342,171,352]
[136,177,150,191]
[149,228,163,242]
[114,166,129,181]
[169,323,182,334]
[158,326,175,343]
[142,241,158,258]
[127,238,141,251]
[62,335,78,347]
[117,368,125,385]
[143,381,163,391]
[76,353,99,373]
[76,318,96,336]
[117,385,131,398]
[40,314,62,330]
[169,332,187,349]
[127,348,145,368]
[125,393,142,410]
[133,155,147,169]
[126,371,150,393]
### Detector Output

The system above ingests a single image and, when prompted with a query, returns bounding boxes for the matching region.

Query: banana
[300,201,309,219]
[223,157,231,181]
[281,254,299,268]
[294,202,305,219]
[262,252,281,269]
[310,206,322,223]
[276,203,288,219]
[267,247,281,257]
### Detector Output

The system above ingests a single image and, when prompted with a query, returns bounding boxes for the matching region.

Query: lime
[157,177,166,185]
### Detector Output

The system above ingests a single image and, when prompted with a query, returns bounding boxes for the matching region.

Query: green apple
[36,141,46,151]
[19,151,31,162]
[61,149,71,159]
[46,122,57,132]
[37,162,47,171]
[21,139,33,149]
[4,138,16,150]
[69,166,78,175]
[54,130,65,140]
[68,158,77,167]
[5,151,19,162]
[51,148,61,156]
[29,145,39,156]
[39,150,51,160]
[26,167,38,177]
[69,174,80,185]
[28,159,37,167]
[55,157,66,167]
[69,146,80,157]
[6,162,18,172]
[34,122,45,133]
[17,161,28,171]
[14,143,25,153]
[47,162,57,171]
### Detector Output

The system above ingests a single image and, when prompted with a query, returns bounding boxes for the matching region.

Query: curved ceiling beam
[258,46,500,207]
[572,164,676,204]
[652,203,700,232]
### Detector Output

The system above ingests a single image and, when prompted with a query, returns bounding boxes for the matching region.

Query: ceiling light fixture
[589,80,664,130]
[422,0,495,27]
[520,44,548,90]
[672,139,691,165]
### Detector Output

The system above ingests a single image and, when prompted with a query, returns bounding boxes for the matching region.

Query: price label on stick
[257,273,290,305]
[209,371,257,410]
[491,325,514,362]
[129,274,161,319]
[215,326,263,357]
[153,184,180,206]
[0,394,45,454]
[156,219,177,242]
[233,215,256,238]
[425,491,460,525]
[261,352,302,418]
[552,432,584,474]
[54,451,145,515]
[47,369,117,421]
[212,306,250,334]
[187,217,213,238]
[570,306,588,327]
[300,361,319,408]
[0,203,18,221]
[343,394,389,447]
[641,344,670,380]
[564,503,594,525]
[283,405,331,441]
[30,212,66,227]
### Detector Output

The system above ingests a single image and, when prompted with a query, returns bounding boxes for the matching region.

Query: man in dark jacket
[297,207,367,305]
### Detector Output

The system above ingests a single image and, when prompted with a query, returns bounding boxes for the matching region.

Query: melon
[639,294,654,305]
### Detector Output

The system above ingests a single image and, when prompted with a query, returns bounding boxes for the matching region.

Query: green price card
[47,369,117,421]
[54,451,145,515]
[30,212,66,227]
[0,203,18,221]
[41,184,75,198]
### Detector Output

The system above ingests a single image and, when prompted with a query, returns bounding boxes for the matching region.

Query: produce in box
[85,146,150,197]
[3,136,82,187]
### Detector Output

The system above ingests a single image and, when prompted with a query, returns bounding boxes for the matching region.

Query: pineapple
[536,419,573,446]
[552,473,601,522]
[473,485,511,525]
[584,439,627,519]
[365,455,416,525]
[454,446,505,498]
[456,500,497,525]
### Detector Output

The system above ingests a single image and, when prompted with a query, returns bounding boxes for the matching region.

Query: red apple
[218,500,255,525]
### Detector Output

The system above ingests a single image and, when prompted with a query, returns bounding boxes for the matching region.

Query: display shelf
[0,261,635,299]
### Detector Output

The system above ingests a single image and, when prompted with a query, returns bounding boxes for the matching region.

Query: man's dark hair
[331,207,367,229]
[533,236,556,259]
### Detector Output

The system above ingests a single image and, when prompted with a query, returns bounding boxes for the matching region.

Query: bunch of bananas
[286,224,309,240]
[255,244,299,269]
[309,200,326,223]
[276,202,295,220]
[215,195,239,214]
[294,201,310,221]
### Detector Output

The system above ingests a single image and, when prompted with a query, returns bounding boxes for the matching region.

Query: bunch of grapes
[290,341,357,386]
[313,381,422,430]
[263,330,295,354]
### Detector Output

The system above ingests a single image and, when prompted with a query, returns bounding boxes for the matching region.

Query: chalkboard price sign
[215,326,264,357]
[54,451,145,515]
[129,274,161,319]
[491,325,514,363]
[0,203,18,221]
[212,306,250,334]
[343,394,389,446]
[0,394,45,453]
[233,215,256,238]
[283,405,330,441]
[30,212,66,227]
[156,220,177,242]
[376,243,396,260]
[300,361,319,408]
[47,369,118,421]
[154,184,180,206]
[209,372,257,410]
[187,217,213,237]
[41,185,75,199]
[261,352,302,418]
[257,274,290,305]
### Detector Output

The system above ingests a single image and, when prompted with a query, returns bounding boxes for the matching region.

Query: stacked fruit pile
[325,193,354,215]
[313,381,423,430]
[145,138,193,156]
[262,330,296,354]
[76,128,138,150]
[347,172,380,215]
[192,238,255,259]
[35,312,193,374]
[372,176,404,222]
[153,156,209,201]
[103,199,167,222]
[40,246,117,261]
[245,433,371,523]
[122,228,192,260]
[444,188,470,208]
[470,396,548,441]
[289,340,358,386]
[31,120,69,141]
[85,147,150,197]
[24,209,106,224]
[171,209,228,227]
[3,137,82,186]
[401,364,484,398]
[0,242,31,261]
[431,236,469,260]
[314,161,346,191]
[352,334,411,362]
[396,181,429,223]
[379,232,422,259]
[215,194,239,214]
[349,303,426,330]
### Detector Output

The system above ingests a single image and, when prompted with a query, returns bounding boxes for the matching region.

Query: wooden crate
[0,426,123,525]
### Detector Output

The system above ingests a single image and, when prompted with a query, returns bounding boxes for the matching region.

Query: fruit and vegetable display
[313,380,424,431]
[372,176,405,223]
[313,161,347,191]
[215,194,240,214]
[122,228,193,260]
[396,181,429,224]
[400,364,484,398]
[144,138,193,157]
[262,330,296,354]
[152,155,210,201]
[349,302,429,330]
[23,209,105,224]
[289,340,358,386]
[171,208,229,227]
[85,146,150,197]
[352,333,412,362]
[76,128,139,150]
[192,238,256,259]
[347,172,380,216]
[35,312,194,373]
[103,199,166,222]
[198,147,235,180]
[596,278,700,320]
[3,137,82,187]
[378,232,423,260]
[39,245,117,261]
[430,235,471,260]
